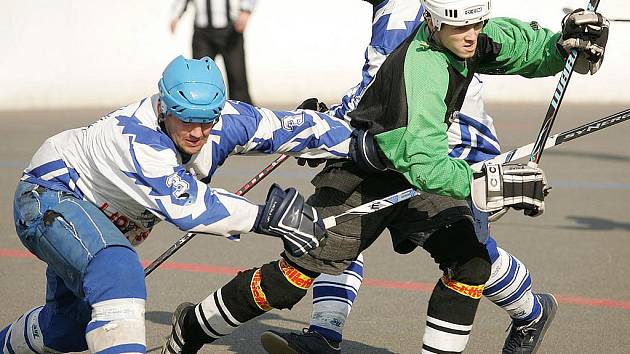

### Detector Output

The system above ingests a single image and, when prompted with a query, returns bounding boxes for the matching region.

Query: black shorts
[284,163,474,275]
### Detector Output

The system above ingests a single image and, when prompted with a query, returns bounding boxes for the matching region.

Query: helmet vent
[445,9,458,18]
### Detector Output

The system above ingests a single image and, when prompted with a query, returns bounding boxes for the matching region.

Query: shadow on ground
[563,215,630,232]
[146,310,395,353]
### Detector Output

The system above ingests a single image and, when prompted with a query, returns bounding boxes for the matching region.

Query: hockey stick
[146,108,629,269]
[529,0,601,165]
[563,7,630,22]
[474,108,630,170]
[322,108,630,229]
[144,153,290,276]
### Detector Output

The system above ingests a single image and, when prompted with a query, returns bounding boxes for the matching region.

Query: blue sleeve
[189,100,353,181]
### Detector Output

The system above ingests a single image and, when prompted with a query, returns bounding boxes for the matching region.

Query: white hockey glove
[253,184,326,257]
[560,8,609,74]
[472,162,549,220]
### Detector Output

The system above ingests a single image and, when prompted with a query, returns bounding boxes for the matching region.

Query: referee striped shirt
[171,0,256,29]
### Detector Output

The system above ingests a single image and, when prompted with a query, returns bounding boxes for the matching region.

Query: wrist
[252,205,264,232]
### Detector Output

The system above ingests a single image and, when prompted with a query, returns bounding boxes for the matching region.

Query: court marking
[2,247,628,311]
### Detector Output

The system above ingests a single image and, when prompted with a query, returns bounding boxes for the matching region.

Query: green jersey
[348,17,565,199]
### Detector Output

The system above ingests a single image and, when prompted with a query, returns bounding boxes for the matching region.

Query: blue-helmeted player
[0,55,354,353]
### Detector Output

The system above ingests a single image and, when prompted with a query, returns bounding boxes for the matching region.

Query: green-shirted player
[160,1,609,353]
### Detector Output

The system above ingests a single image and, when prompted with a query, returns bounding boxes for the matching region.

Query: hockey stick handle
[529,0,601,166]
[323,188,418,229]
[562,7,627,22]
[324,107,629,229]
[144,154,290,277]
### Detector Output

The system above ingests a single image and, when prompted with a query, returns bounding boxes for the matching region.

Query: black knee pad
[424,220,491,286]
[220,267,267,322]
[220,259,312,322]
[451,253,492,286]
[260,260,310,310]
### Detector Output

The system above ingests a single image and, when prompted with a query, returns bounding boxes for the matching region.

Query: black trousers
[215,165,491,340]
[192,27,252,104]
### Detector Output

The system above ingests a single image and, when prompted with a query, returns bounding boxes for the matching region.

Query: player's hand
[472,162,548,219]
[253,184,326,257]
[234,11,251,33]
[560,8,609,74]
[294,98,329,168]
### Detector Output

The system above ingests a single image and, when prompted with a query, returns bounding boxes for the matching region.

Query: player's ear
[425,12,434,29]
[158,100,166,121]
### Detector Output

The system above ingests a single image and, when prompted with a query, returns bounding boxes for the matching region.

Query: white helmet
[421,0,491,30]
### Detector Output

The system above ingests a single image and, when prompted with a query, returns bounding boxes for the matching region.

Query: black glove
[560,8,609,74]
[295,98,329,168]
[472,162,549,219]
[349,129,390,173]
[253,184,326,257]
[296,158,327,168]
[295,97,329,112]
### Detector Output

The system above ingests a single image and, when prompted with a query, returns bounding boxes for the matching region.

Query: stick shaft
[472,108,630,171]
[530,0,601,165]
[326,107,629,228]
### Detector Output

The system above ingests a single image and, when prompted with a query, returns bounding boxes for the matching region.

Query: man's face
[163,113,215,155]
[434,21,484,59]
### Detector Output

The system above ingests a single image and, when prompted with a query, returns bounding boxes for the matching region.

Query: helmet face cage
[158,55,226,124]
[422,0,491,31]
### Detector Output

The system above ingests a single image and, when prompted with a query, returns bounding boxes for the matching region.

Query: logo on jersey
[281,113,305,131]
[166,173,190,199]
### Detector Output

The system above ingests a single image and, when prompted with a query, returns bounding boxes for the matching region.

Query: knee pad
[425,220,492,287]
[86,298,146,353]
[442,251,491,298]
[83,246,146,304]
[261,259,313,309]
[439,259,491,305]
[222,259,313,320]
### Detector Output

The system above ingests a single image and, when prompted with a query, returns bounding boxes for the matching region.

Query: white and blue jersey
[329,0,501,165]
[22,95,352,245]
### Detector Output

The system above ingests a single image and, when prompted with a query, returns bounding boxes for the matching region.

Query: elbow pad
[349,130,391,173]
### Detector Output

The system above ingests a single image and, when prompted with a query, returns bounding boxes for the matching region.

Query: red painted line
[363,278,435,292]
[3,248,630,310]
[0,248,34,258]
[554,294,630,310]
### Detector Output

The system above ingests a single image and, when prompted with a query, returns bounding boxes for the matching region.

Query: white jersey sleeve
[188,100,353,182]
[22,95,259,245]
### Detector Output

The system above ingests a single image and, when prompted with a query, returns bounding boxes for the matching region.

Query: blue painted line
[552,180,630,190]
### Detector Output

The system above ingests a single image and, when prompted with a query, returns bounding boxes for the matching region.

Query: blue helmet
[158,55,226,123]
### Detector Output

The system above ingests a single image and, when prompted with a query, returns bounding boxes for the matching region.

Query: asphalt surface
[0,102,629,353]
